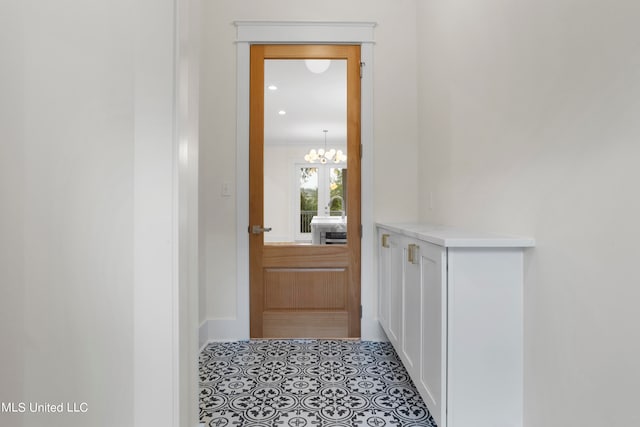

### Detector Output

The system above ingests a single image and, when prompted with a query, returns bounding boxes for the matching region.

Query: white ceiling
[264,59,347,148]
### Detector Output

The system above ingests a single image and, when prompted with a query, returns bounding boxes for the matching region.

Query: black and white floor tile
[200,340,437,427]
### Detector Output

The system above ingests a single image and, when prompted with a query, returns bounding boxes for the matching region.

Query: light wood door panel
[264,268,348,310]
[249,44,361,338]
[263,312,349,338]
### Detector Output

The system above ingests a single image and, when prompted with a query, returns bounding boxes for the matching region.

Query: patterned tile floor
[199,340,437,427]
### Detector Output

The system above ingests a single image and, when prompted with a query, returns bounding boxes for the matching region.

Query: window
[299,167,318,234]
[295,164,346,241]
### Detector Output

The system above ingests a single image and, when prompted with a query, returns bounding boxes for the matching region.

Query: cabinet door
[401,238,421,378]
[377,230,390,331]
[379,231,402,347]
[418,241,447,427]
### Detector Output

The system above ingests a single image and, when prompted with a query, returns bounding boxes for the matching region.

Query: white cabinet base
[377,223,534,427]
[446,248,523,427]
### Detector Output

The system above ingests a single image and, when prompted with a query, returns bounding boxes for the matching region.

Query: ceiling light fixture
[304,129,347,164]
[305,59,331,74]
[268,84,278,90]
[278,110,286,115]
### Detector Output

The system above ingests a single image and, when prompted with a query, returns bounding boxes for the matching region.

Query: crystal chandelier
[304,130,347,164]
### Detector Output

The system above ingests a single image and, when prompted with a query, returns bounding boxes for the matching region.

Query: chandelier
[304,130,347,164]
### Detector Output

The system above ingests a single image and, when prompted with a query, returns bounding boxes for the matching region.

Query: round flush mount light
[268,84,278,90]
[278,110,286,115]
[305,59,331,74]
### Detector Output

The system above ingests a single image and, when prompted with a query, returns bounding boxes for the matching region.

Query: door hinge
[359,305,363,319]
[359,224,363,238]
[360,143,363,159]
[360,61,365,79]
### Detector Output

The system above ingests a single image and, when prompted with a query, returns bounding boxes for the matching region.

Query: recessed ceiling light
[278,110,286,115]
[268,84,278,90]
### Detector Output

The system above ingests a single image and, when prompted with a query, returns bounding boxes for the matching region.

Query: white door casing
[227,21,380,341]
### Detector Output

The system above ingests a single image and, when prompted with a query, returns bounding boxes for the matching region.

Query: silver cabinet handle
[250,225,272,234]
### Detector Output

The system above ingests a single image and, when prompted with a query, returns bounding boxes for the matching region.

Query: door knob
[250,225,272,234]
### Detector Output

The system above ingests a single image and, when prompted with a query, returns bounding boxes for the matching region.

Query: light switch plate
[222,181,232,197]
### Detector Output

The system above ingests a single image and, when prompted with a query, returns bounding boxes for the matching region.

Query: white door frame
[133,0,200,426]
[232,21,383,340]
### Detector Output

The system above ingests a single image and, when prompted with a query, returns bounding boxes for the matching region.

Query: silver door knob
[251,225,272,234]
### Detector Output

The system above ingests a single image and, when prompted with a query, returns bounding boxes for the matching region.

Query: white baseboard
[198,319,209,351]
[362,316,389,342]
[199,317,388,344]
[199,318,249,346]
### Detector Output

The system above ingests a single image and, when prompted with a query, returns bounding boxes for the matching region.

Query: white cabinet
[377,230,402,346]
[377,223,534,427]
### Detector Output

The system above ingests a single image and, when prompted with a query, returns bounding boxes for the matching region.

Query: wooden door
[249,44,361,338]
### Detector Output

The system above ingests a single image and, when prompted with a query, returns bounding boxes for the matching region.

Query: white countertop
[376,222,535,248]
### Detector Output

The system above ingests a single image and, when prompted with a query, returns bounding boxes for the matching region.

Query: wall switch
[222,181,232,197]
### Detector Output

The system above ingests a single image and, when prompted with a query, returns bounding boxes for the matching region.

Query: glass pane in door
[263,59,347,244]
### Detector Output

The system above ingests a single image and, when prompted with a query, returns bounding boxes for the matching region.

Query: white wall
[0,2,135,426]
[200,0,420,331]
[0,1,134,426]
[0,1,199,426]
[416,1,640,426]
[0,3,27,426]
